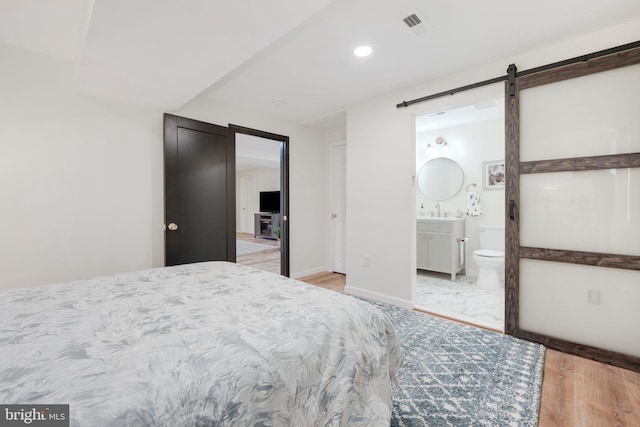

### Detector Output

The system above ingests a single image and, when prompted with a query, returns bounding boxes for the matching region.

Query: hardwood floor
[539,349,640,427]
[297,272,640,427]
[236,233,280,274]
[297,271,345,292]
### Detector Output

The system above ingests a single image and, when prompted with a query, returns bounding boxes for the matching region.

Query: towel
[467,191,482,216]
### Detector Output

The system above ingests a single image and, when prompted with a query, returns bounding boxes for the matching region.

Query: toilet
[472,225,505,290]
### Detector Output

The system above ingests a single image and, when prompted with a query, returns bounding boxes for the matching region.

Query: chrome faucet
[435,203,441,217]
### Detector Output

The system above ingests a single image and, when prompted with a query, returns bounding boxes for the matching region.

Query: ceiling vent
[403,14,422,28]
[402,9,433,36]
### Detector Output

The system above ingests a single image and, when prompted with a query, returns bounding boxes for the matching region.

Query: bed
[0,262,403,426]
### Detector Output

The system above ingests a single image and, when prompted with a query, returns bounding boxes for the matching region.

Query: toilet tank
[478,225,505,251]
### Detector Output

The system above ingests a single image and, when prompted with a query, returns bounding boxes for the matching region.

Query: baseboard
[344,285,413,310]
[291,266,329,280]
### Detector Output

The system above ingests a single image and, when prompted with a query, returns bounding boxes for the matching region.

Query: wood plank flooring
[297,271,345,292]
[236,233,280,274]
[539,349,640,427]
[297,271,640,427]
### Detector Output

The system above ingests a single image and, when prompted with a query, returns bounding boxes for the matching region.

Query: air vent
[403,14,422,28]
[401,9,433,36]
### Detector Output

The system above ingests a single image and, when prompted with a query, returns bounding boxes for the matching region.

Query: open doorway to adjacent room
[235,132,286,275]
[414,94,505,331]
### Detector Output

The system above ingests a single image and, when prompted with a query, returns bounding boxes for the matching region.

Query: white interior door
[330,143,346,274]
[240,176,257,234]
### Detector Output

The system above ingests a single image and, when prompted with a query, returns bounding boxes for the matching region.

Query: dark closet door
[164,114,235,266]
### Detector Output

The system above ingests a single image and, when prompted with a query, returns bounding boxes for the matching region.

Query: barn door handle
[509,200,515,220]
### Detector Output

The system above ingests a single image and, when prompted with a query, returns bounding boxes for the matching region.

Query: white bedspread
[0,262,403,426]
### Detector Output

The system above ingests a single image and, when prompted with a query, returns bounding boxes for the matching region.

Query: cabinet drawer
[417,221,452,233]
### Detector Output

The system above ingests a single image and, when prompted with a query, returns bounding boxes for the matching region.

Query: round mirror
[417,157,464,201]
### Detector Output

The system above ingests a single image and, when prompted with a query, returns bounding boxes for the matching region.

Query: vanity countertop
[417,216,465,222]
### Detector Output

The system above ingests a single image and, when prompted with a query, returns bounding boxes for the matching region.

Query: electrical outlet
[588,289,600,304]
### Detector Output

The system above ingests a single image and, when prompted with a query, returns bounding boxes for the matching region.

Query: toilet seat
[474,249,504,258]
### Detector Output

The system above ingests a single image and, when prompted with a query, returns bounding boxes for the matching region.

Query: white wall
[176,96,329,278]
[0,43,331,290]
[235,167,280,232]
[344,19,640,307]
[0,44,164,291]
[416,118,505,276]
[4,18,637,296]
[344,102,416,308]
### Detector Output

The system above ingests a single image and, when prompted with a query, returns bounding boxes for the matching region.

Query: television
[259,191,280,213]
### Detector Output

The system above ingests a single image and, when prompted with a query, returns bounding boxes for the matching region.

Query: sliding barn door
[505,47,640,371]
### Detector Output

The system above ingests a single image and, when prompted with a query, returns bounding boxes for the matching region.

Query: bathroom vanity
[417,217,466,281]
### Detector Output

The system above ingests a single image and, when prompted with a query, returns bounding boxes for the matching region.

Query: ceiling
[1,0,640,127]
[416,98,505,133]
[236,134,281,172]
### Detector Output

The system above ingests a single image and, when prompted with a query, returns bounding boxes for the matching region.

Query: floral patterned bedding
[0,262,402,426]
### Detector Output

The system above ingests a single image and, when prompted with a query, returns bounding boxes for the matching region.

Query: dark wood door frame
[229,124,290,277]
[505,46,640,372]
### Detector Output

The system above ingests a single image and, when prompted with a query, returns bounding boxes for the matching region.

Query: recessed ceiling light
[354,45,372,57]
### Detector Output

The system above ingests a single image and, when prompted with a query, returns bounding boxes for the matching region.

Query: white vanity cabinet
[417,218,465,281]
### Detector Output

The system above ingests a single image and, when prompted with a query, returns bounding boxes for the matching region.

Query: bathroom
[415,96,505,331]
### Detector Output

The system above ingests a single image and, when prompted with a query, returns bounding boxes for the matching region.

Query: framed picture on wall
[482,160,505,190]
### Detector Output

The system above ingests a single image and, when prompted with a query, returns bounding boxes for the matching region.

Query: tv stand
[254,213,280,240]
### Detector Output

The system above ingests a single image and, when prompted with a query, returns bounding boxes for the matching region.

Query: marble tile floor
[415,270,504,331]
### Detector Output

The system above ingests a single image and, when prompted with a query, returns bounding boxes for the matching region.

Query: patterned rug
[236,240,276,256]
[373,302,545,427]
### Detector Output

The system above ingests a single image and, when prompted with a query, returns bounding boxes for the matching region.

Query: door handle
[509,200,515,220]
[331,213,337,219]
[167,223,178,231]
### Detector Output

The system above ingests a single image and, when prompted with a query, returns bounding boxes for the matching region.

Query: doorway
[231,125,290,277]
[414,96,505,331]
[163,116,290,276]
[239,176,258,234]
[330,143,346,274]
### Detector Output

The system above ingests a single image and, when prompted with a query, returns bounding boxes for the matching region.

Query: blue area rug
[373,302,545,427]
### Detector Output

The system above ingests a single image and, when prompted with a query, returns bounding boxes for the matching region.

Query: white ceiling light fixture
[354,45,372,57]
